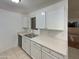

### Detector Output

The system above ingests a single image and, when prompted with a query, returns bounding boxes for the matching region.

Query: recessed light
[12,0,21,3]
[41,12,45,16]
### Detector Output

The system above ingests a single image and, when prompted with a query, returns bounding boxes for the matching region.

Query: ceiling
[69,0,79,18]
[0,0,62,14]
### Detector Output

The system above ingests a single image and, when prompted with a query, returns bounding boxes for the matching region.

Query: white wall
[0,9,25,53]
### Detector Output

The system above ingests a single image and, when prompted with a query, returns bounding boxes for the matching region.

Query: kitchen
[0,0,68,59]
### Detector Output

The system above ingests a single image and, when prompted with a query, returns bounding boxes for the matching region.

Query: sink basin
[24,33,38,38]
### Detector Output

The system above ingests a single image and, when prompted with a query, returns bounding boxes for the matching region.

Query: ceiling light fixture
[41,12,45,16]
[12,0,21,3]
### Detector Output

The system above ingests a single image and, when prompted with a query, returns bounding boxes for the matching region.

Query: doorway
[68,0,79,59]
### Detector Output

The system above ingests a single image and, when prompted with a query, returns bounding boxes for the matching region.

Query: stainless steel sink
[24,33,38,38]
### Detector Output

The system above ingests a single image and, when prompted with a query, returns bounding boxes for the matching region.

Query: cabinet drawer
[31,41,41,50]
[50,50,64,59]
[42,46,51,53]
[23,36,30,39]
[31,44,41,59]
[42,50,58,59]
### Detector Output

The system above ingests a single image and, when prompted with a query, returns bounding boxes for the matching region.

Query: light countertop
[17,31,67,56]
[17,31,30,36]
[31,35,67,56]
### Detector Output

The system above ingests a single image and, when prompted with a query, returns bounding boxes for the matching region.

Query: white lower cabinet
[22,36,31,55]
[50,50,64,59]
[42,46,64,59]
[22,37,66,59]
[22,36,26,51]
[42,50,57,59]
[31,41,41,59]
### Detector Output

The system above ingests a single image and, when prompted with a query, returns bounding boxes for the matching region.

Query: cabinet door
[31,42,41,59]
[22,36,31,55]
[18,35,22,48]
[25,37,31,55]
[22,15,28,28]
[36,12,46,29]
[42,51,58,59]
[46,6,64,30]
[50,50,64,59]
[22,36,26,51]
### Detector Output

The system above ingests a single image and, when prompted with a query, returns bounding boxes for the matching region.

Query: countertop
[17,31,30,36]
[17,31,67,56]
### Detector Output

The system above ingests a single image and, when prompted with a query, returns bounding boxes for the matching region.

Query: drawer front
[42,50,58,59]
[50,50,64,59]
[31,44,41,59]
[23,36,30,40]
[31,41,41,50]
[42,46,51,53]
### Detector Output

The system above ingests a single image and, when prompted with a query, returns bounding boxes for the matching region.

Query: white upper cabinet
[21,15,29,28]
[46,1,64,30]
[29,10,46,29]
[36,11,46,29]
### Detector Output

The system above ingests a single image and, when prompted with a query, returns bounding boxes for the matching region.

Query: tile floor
[1,47,79,59]
[0,47,31,59]
[68,47,79,59]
